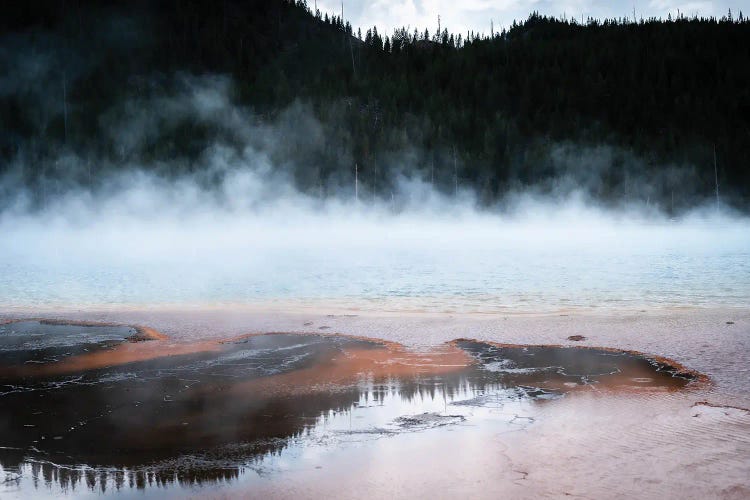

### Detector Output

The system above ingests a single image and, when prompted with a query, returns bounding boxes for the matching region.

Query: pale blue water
[1,215,748,312]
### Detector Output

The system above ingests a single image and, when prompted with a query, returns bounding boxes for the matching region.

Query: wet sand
[0,308,748,499]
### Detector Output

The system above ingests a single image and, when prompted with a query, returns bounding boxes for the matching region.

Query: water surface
[1,218,748,312]
[0,321,694,497]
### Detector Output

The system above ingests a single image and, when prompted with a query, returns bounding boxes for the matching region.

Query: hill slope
[1,1,749,210]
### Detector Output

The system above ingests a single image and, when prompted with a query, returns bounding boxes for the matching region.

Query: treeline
[1,0,749,210]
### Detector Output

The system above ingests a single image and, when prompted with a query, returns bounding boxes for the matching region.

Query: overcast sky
[315,0,743,37]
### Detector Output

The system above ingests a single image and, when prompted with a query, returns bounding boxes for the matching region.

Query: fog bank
[1,69,748,312]
[1,162,749,313]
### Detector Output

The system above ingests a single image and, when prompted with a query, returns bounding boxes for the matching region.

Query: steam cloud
[1,60,748,312]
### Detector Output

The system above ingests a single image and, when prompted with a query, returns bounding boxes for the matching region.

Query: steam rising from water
[1,75,748,312]
[1,168,748,312]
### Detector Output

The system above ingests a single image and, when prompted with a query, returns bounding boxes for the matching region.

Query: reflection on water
[0,322,694,497]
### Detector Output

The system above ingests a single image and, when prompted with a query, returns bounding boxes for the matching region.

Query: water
[0,322,693,498]
[2,205,748,499]
[1,217,748,312]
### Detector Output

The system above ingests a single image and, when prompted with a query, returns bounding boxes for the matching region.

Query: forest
[1,0,749,211]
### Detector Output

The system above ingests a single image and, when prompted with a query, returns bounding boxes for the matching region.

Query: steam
[1,66,748,312]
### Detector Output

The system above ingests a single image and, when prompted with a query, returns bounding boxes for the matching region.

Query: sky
[315,0,743,36]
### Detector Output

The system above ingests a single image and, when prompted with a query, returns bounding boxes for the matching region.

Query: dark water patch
[0,321,135,367]
[0,325,697,496]
[455,340,695,391]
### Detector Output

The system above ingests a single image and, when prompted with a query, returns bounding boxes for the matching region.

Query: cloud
[648,0,717,17]
[318,0,739,36]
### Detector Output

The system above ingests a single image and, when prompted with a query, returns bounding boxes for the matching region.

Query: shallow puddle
[0,321,695,497]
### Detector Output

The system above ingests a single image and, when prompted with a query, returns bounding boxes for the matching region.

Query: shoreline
[1,306,743,394]
[1,300,747,318]
[0,317,708,386]
[2,307,748,408]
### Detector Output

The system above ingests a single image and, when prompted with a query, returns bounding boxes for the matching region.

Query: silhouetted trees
[1,0,749,209]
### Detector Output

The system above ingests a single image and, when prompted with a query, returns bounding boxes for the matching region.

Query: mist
[2,62,749,312]
[2,111,749,313]
[2,158,749,263]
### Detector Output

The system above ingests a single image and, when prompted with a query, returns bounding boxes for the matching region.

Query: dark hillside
[1,1,748,210]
